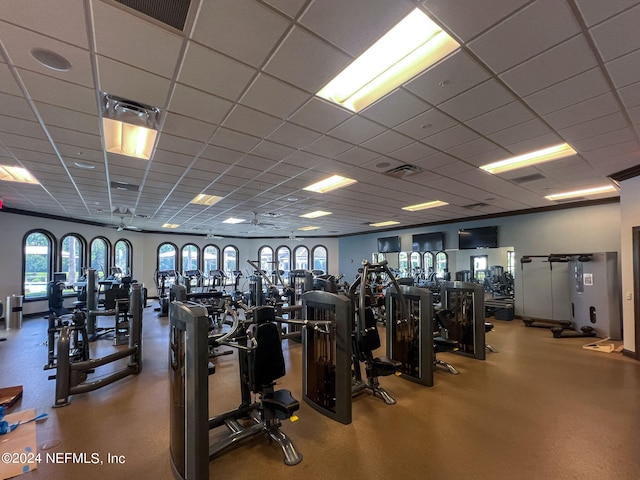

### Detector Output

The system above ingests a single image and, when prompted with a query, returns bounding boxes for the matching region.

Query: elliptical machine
[348,260,402,405]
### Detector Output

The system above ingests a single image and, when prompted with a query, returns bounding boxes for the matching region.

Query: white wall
[619,176,640,353]
[0,211,337,315]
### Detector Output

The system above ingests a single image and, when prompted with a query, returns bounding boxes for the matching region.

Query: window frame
[23,229,56,300]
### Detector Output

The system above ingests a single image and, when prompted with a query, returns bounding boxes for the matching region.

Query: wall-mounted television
[412,232,444,252]
[458,226,498,249]
[377,236,401,253]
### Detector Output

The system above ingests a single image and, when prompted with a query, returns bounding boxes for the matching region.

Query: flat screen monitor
[377,236,401,253]
[458,226,498,249]
[53,272,67,282]
[412,232,444,252]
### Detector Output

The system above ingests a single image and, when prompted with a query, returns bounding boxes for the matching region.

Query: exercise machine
[51,283,143,407]
[301,290,353,425]
[44,310,89,371]
[155,269,179,317]
[386,285,434,386]
[169,301,302,480]
[348,260,402,405]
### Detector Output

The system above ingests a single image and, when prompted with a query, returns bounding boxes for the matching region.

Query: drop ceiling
[0,0,638,237]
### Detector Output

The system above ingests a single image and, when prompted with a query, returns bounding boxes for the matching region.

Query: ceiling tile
[0,64,24,97]
[465,101,535,135]
[168,84,233,124]
[289,98,353,132]
[487,119,554,147]
[17,68,96,114]
[404,51,490,105]
[468,0,581,73]
[264,26,351,93]
[394,108,458,140]
[193,0,290,68]
[162,112,216,142]
[558,112,629,142]
[240,73,310,119]
[589,4,640,61]
[328,116,386,144]
[262,0,307,18]
[605,48,640,88]
[575,0,640,27]
[92,1,182,78]
[542,93,621,129]
[523,68,610,115]
[618,81,640,108]
[438,79,515,121]
[422,0,529,42]
[499,35,597,97]
[422,124,479,150]
[268,122,322,148]
[361,130,413,154]
[300,0,412,56]
[304,136,353,158]
[222,105,282,138]
[361,89,430,127]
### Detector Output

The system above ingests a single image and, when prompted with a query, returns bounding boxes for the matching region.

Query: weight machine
[51,283,143,407]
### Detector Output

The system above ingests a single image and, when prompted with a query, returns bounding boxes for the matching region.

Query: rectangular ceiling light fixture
[222,217,245,224]
[370,220,400,227]
[190,194,222,206]
[101,93,160,160]
[480,143,577,175]
[299,226,320,231]
[162,223,180,229]
[402,200,448,212]
[544,185,617,201]
[304,175,357,193]
[300,210,332,219]
[0,165,39,184]
[316,8,459,112]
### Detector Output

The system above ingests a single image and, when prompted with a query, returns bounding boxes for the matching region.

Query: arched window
[435,251,448,276]
[410,251,421,275]
[276,246,291,274]
[23,230,55,299]
[312,245,327,274]
[423,252,434,272]
[158,242,178,271]
[60,234,86,295]
[203,244,220,273]
[114,239,132,275]
[398,252,408,276]
[222,245,238,276]
[182,243,200,273]
[258,245,274,272]
[90,237,111,280]
[294,245,309,270]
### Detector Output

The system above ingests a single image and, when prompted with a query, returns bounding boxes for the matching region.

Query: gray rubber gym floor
[1,307,639,480]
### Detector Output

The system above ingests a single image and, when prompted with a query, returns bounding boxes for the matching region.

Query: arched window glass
[60,234,85,295]
[276,246,291,274]
[222,246,238,276]
[259,246,274,272]
[378,252,385,262]
[203,245,220,274]
[90,237,110,280]
[398,252,408,276]
[294,246,309,270]
[158,243,178,271]
[23,230,54,299]
[312,245,327,273]
[182,244,200,273]
[410,251,421,275]
[435,251,448,276]
[114,239,132,275]
[423,252,434,272]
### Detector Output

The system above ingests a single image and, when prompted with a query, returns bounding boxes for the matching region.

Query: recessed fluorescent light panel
[222,217,245,224]
[300,211,332,219]
[544,185,617,201]
[0,165,39,184]
[101,93,160,160]
[370,221,400,227]
[316,8,459,112]
[304,175,357,193]
[162,223,180,229]
[190,194,222,206]
[299,226,320,231]
[480,143,577,175]
[402,200,448,212]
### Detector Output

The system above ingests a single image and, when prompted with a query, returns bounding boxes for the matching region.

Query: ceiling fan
[288,231,303,242]
[249,212,276,228]
[114,216,140,232]
[205,230,224,240]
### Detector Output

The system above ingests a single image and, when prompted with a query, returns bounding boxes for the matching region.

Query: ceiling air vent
[114,0,192,31]
[110,181,139,192]
[462,202,489,209]
[384,164,423,178]
[511,173,546,184]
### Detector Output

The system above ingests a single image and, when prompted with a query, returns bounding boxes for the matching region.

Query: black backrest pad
[253,322,286,387]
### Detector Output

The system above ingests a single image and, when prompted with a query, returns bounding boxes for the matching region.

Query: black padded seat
[262,390,299,419]
[371,356,402,377]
